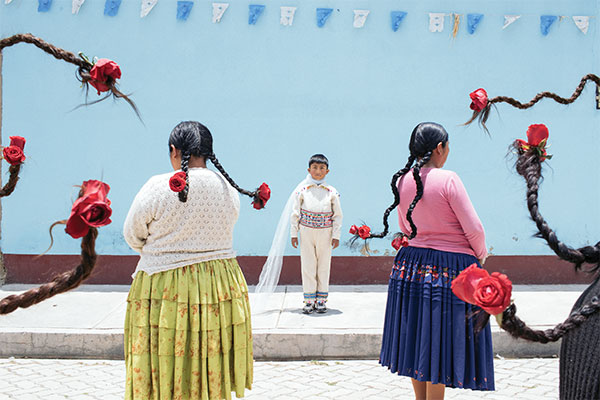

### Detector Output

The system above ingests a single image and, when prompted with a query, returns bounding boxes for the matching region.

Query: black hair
[168,121,259,203]
[495,138,600,343]
[370,122,449,239]
[308,154,329,167]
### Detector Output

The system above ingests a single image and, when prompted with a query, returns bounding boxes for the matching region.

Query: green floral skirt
[124,258,253,400]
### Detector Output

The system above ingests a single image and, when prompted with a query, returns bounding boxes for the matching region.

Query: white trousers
[299,225,332,303]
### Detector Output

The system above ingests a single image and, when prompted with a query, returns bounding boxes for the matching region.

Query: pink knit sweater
[397,168,487,260]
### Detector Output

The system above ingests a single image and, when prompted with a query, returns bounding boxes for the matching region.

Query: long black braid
[406,151,433,239]
[366,123,448,242]
[179,151,191,202]
[207,153,256,198]
[369,156,415,238]
[515,148,600,271]
[496,136,600,343]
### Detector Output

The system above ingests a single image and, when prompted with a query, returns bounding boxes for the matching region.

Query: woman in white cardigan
[123,121,269,400]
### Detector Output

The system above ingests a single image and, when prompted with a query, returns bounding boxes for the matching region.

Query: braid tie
[406,152,432,239]
[369,156,415,239]
[500,296,600,343]
[516,150,598,270]
[0,227,98,315]
[0,164,21,197]
[178,152,191,202]
[207,153,255,198]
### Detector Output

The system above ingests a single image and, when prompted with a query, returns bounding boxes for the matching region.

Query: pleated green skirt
[124,258,253,400]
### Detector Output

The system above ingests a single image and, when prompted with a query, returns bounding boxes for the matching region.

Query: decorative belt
[299,209,333,229]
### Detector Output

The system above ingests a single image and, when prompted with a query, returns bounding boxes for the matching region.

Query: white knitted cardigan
[123,167,240,276]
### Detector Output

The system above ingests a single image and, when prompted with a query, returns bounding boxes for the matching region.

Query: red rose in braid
[65,180,112,239]
[2,136,26,165]
[89,59,122,95]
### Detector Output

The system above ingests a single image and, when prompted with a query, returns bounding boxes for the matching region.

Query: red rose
[89,59,122,95]
[391,236,402,250]
[469,88,488,112]
[451,264,489,305]
[349,225,359,235]
[401,236,409,247]
[473,272,512,315]
[526,124,549,147]
[451,264,512,315]
[65,180,112,239]
[357,225,371,240]
[2,146,25,165]
[9,136,26,150]
[252,182,271,210]
[169,171,187,192]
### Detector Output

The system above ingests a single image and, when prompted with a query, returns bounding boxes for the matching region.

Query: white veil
[253,175,313,313]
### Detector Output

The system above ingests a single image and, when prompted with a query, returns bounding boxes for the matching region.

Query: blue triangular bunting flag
[248,4,265,25]
[316,8,333,28]
[540,15,558,35]
[38,0,52,12]
[177,1,193,20]
[390,11,407,32]
[104,0,121,16]
[467,13,483,34]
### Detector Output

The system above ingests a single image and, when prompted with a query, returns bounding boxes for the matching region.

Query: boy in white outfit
[291,154,343,314]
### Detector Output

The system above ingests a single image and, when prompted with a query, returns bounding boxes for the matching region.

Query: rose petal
[451,264,489,305]
[526,124,549,147]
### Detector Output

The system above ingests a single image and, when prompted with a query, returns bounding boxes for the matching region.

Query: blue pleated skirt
[379,246,495,391]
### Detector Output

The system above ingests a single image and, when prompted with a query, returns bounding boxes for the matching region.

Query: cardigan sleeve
[445,173,488,260]
[123,178,159,253]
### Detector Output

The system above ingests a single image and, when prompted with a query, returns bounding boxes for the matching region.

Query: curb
[0,329,560,360]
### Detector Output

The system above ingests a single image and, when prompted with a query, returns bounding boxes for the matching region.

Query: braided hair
[0,227,98,315]
[465,74,600,132]
[370,122,449,239]
[168,121,259,203]
[496,137,600,342]
[0,33,139,118]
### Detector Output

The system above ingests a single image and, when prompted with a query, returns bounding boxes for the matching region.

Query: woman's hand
[291,237,298,248]
[332,239,339,249]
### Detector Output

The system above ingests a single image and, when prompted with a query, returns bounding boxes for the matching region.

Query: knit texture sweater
[123,167,240,276]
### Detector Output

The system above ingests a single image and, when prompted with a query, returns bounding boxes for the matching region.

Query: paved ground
[0,357,559,399]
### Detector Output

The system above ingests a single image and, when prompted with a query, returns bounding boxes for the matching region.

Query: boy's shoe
[315,301,327,313]
[302,303,315,314]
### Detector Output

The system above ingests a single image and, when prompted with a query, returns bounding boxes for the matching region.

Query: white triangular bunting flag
[353,10,370,28]
[573,16,590,34]
[503,15,521,29]
[280,6,296,26]
[140,0,158,18]
[212,3,229,23]
[72,0,85,13]
[429,13,445,32]
[5,0,14,4]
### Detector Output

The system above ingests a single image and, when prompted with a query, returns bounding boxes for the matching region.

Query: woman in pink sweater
[374,122,494,399]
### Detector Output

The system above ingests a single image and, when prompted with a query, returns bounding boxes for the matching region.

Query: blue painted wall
[1,0,598,258]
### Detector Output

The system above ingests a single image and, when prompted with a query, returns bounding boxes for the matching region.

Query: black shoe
[302,303,315,314]
[315,301,327,313]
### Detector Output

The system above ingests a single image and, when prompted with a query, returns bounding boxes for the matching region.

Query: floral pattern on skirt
[124,258,253,400]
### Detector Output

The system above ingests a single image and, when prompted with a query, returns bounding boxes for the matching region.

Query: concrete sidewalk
[0,284,587,360]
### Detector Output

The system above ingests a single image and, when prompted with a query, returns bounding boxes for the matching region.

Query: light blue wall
[1,0,599,257]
